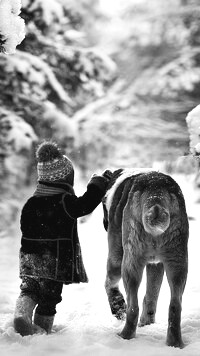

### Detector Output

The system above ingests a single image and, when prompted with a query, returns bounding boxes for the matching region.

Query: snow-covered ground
[1,174,200,356]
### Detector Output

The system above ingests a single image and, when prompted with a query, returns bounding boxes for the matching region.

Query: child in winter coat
[14,141,112,336]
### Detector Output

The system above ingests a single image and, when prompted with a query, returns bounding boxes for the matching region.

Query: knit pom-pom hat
[36,141,74,185]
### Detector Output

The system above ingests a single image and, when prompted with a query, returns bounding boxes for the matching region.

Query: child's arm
[62,173,111,219]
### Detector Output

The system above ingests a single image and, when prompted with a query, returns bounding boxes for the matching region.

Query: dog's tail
[142,203,170,236]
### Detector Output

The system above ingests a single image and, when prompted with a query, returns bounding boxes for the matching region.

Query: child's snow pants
[19,276,63,316]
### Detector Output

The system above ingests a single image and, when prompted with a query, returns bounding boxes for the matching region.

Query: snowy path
[1,175,200,355]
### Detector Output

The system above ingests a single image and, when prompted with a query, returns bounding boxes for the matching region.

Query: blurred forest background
[1,0,200,233]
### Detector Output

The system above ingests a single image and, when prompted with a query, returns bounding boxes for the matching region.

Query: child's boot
[14,295,36,336]
[34,313,54,334]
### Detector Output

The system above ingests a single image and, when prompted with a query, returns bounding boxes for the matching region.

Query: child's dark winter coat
[20,178,108,285]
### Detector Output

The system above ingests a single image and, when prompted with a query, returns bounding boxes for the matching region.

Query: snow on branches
[0,108,37,157]
[0,0,25,54]
[186,105,200,155]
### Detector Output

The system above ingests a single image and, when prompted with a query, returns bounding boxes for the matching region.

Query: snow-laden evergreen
[186,105,200,155]
[0,0,25,54]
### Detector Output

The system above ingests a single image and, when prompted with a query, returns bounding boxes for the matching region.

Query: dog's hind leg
[119,257,144,339]
[165,254,188,348]
[139,262,164,326]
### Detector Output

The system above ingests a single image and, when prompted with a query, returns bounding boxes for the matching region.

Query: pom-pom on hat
[36,141,74,185]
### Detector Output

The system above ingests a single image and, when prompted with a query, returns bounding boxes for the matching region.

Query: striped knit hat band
[37,155,74,182]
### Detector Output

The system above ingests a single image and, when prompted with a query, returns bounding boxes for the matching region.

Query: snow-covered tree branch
[0,0,25,54]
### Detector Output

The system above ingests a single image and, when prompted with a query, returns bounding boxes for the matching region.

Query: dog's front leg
[105,257,126,320]
[139,262,164,326]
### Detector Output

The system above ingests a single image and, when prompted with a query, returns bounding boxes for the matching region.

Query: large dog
[103,169,189,348]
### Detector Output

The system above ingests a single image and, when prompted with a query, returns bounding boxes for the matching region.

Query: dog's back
[104,169,188,241]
